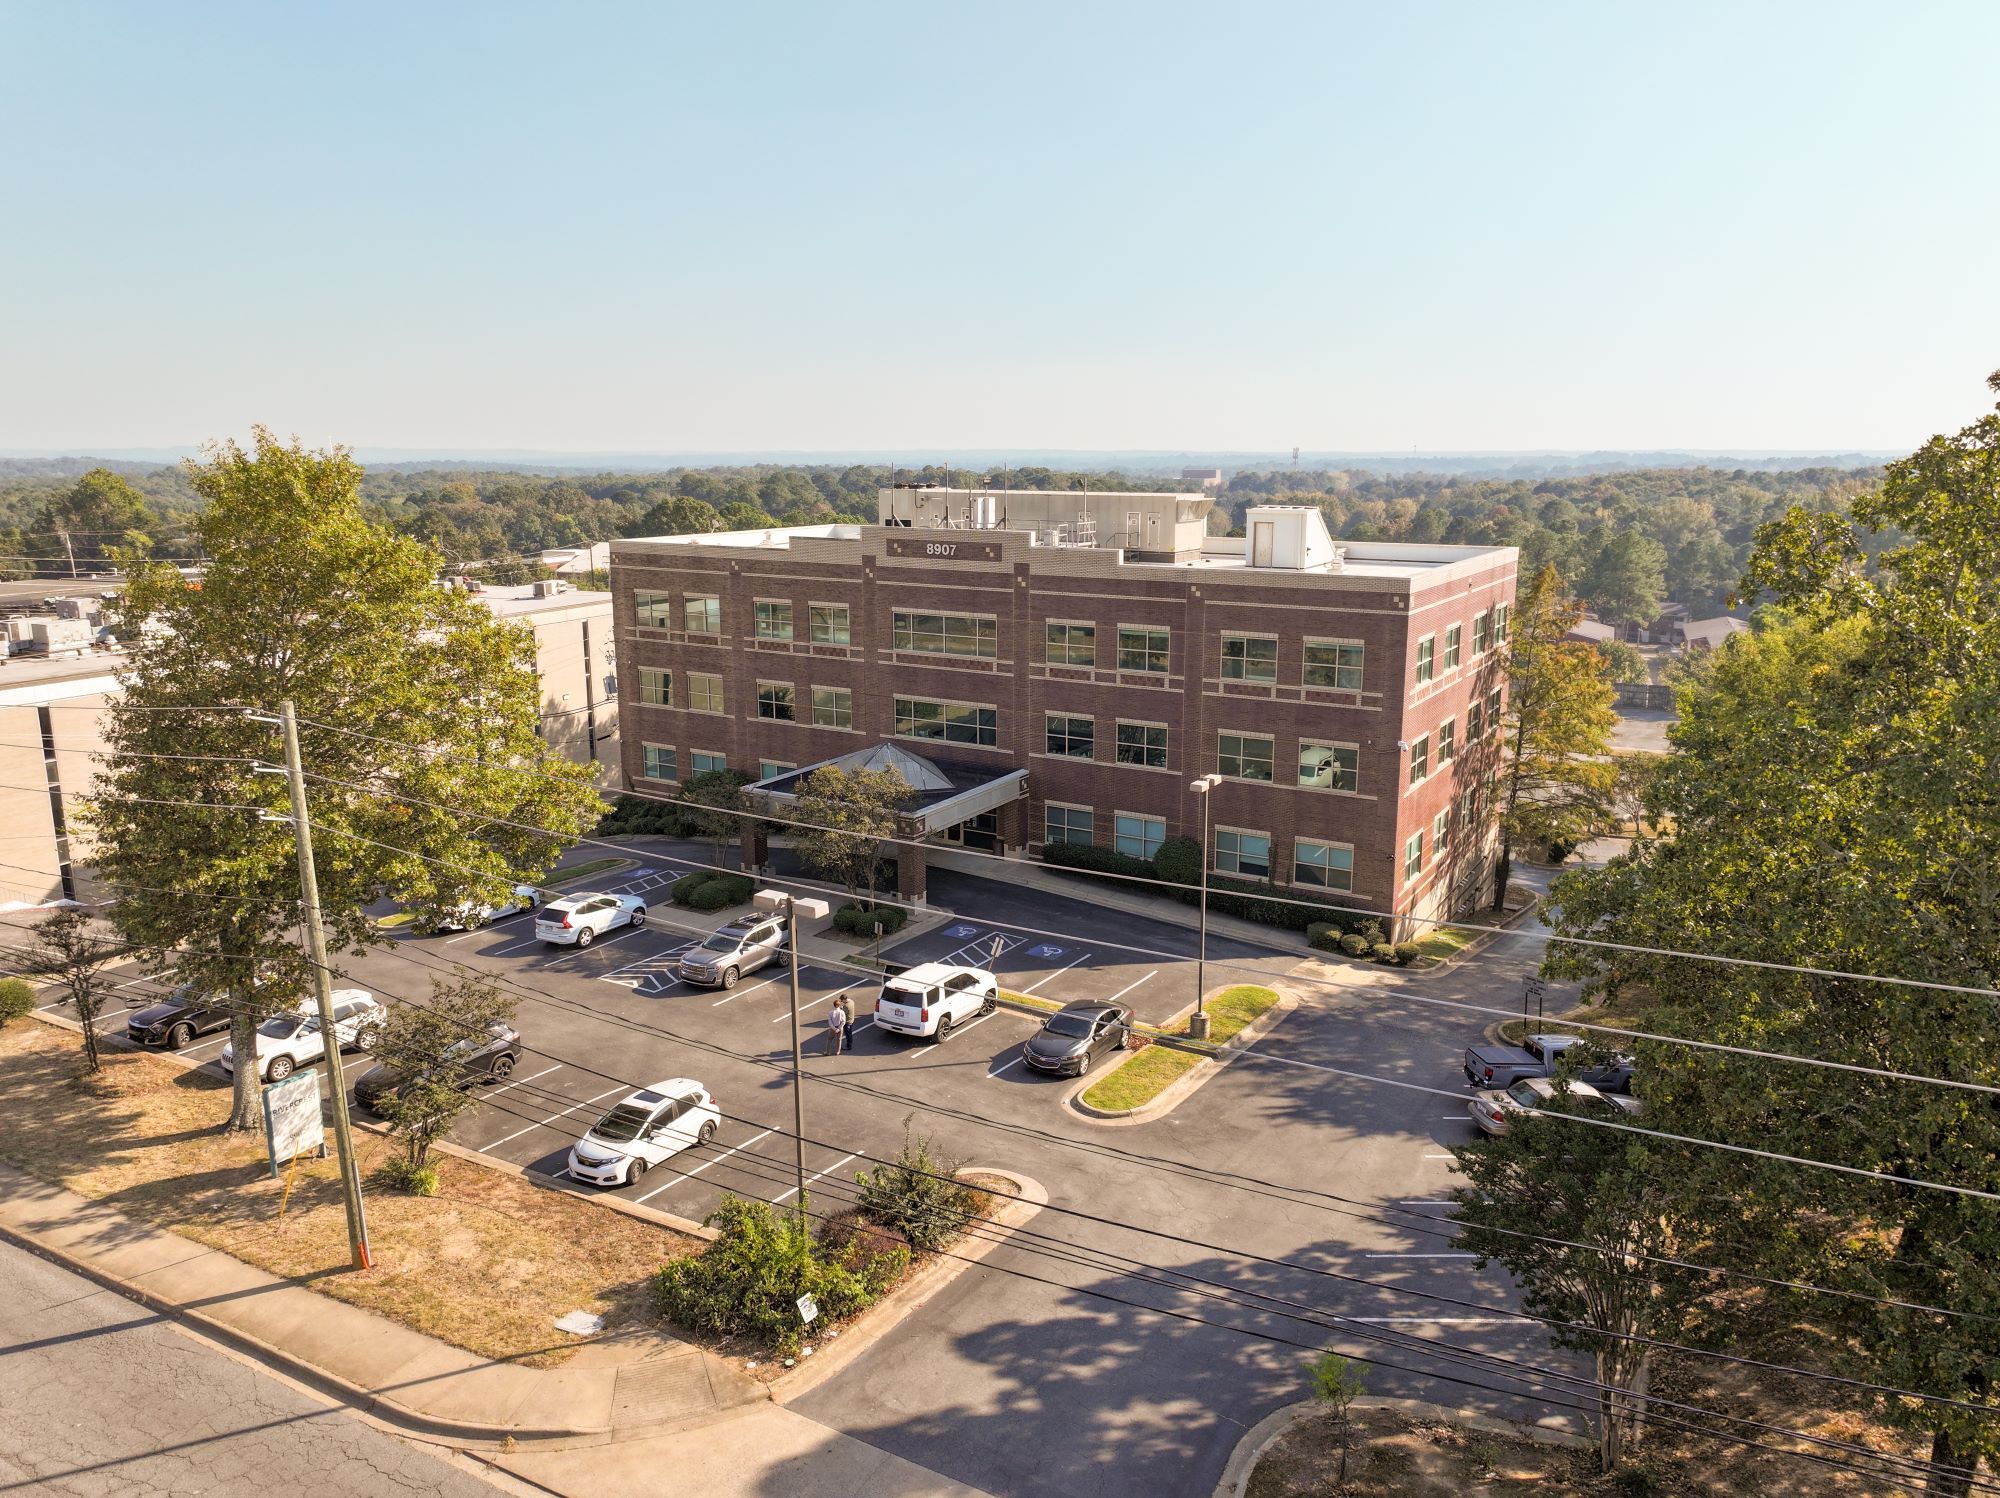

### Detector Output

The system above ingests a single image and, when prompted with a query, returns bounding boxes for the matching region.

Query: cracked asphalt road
[0,1239,507,1498]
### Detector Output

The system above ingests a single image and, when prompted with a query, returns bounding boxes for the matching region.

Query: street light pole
[754,888,830,1216]
[1189,775,1222,1041]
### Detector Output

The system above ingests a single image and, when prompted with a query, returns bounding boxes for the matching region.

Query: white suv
[874,963,999,1041]
[534,891,647,947]
[566,1079,720,1187]
[219,991,385,1083]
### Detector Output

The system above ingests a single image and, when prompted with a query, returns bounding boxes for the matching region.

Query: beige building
[0,580,618,909]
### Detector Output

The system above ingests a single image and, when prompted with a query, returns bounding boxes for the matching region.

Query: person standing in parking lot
[826,994,848,1056]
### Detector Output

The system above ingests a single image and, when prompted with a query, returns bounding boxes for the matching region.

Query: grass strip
[1079,984,1280,1112]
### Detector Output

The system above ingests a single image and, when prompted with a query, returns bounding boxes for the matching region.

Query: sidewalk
[0,1160,762,1444]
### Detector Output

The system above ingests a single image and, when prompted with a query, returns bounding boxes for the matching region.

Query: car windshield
[701,933,740,952]
[1504,1080,1543,1108]
[258,1015,310,1040]
[591,1103,656,1143]
[1043,1014,1095,1039]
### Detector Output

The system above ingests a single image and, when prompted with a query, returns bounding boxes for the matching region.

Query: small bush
[1151,836,1202,890]
[1392,940,1422,965]
[656,1195,882,1354]
[375,1157,440,1196]
[1339,932,1369,957]
[0,977,34,1027]
[1369,942,1397,963]
[819,1212,913,1289]
[685,874,751,911]
[854,1120,979,1253]
[1305,921,1343,954]
[833,902,908,937]
[671,872,714,905]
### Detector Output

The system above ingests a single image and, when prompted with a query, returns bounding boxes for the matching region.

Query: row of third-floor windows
[1412,603,1511,686]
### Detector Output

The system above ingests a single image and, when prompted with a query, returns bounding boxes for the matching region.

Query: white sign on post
[796,1293,820,1325]
[262,1070,325,1178]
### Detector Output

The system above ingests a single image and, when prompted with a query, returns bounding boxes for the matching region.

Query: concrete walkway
[0,1161,762,1443]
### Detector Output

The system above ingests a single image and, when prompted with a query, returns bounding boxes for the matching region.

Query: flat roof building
[610,488,1517,934]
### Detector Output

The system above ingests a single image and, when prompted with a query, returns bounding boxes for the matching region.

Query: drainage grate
[610,1352,718,1425]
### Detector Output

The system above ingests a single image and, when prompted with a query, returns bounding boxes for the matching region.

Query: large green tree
[790,765,911,903]
[1542,375,2000,1493]
[90,429,602,1130]
[29,467,159,573]
[1491,562,1620,903]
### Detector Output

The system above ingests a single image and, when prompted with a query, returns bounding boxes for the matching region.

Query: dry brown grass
[0,1020,699,1367]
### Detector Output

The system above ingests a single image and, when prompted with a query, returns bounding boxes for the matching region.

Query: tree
[680,768,751,867]
[1491,563,1620,903]
[34,907,119,1072]
[1451,1100,1705,1472]
[28,468,159,574]
[371,974,516,1190]
[1594,638,1649,684]
[1307,1349,1368,1486]
[89,429,602,1131]
[1580,529,1668,624]
[1542,373,2000,1493]
[630,495,720,537]
[790,765,911,902]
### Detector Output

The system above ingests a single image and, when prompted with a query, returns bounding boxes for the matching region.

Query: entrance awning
[743,743,1026,838]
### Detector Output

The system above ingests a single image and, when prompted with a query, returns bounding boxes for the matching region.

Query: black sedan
[1023,1001,1133,1077]
[353,1022,523,1115]
[127,984,232,1050]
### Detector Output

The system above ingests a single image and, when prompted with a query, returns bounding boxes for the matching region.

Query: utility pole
[273,700,373,1270]
[58,528,77,579]
[754,889,828,1215]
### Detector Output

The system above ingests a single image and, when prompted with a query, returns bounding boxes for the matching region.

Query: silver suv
[677,914,786,989]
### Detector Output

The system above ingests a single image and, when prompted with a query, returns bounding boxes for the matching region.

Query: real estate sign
[261,1070,325,1177]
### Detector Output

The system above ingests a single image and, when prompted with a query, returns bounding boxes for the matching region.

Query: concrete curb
[1415,882,1545,976]
[772,1168,1048,1403]
[1065,987,1299,1127]
[1211,1395,1591,1497]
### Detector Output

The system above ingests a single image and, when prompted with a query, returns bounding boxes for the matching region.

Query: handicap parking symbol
[1028,944,1065,959]
[947,924,980,939]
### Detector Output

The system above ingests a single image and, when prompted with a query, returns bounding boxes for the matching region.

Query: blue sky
[2,2,1995,455]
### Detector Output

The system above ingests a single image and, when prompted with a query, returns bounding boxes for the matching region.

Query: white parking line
[1099,969,1159,1006]
[708,974,786,1007]
[774,1150,861,1204]
[111,973,158,991]
[1400,1200,1456,1207]
[1349,1315,1514,1325]
[444,913,531,945]
[633,1128,776,1205]
[770,988,852,1022]
[987,1052,1029,1080]
[1423,1153,1456,1160]
[480,1063,561,1105]
[1363,1252,1476,1259]
[182,1035,230,1056]
[482,1085,626,1152]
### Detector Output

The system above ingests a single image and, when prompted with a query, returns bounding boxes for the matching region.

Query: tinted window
[701,933,739,952]
[1505,1080,1542,1107]
[592,1104,656,1142]
[258,1016,308,1040]
[1043,1014,1094,1039]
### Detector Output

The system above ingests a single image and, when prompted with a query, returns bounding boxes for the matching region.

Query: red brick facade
[610,526,1515,932]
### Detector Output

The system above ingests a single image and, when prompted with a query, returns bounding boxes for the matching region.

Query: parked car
[352,1021,523,1115]
[534,891,647,948]
[1468,1076,1644,1138]
[1463,1033,1635,1093]
[420,883,541,934]
[219,991,385,1084]
[126,983,231,1050]
[677,912,785,989]
[566,1079,719,1187]
[874,962,999,1041]
[1023,1000,1133,1077]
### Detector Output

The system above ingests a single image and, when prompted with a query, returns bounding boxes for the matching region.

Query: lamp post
[754,888,830,1212]
[1188,774,1222,1041]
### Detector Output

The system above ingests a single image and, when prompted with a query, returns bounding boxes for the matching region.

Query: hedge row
[832,902,908,937]
[1042,834,1375,937]
[672,872,754,911]
[1307,921,1421,966]
[596,793,702,838]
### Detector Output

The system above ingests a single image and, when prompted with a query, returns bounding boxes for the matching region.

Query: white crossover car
[426,883,541,933]
[874,962,999,1041]
[219,991,385,1084]
[566,1080,720,1187]
[534,891,647,948]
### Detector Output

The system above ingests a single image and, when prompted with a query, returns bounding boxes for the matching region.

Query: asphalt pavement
[0,1236,512,1498]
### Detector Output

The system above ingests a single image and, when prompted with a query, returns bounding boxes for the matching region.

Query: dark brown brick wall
[612,536,1514,928]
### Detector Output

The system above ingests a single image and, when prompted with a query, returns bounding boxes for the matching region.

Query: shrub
[375,1157,440,1196]
[833,902,908,937]
[0,978,34,1027]
[1040,840,1157,883]
[655,1195,881,1354]
[1305,921,1343,954]
[819,1212,913,1289]
[854,1120,979,1253]
[1369,943,1397,963]
[685,874,752,911]
[1392,940,1422,965]
[1151,836,1202,890]
[671,872,713,905]
[1339,932,1369,957]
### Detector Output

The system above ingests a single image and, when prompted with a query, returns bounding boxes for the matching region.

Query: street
[0,1236,509,1498]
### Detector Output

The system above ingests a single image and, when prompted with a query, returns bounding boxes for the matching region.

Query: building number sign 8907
[886,536,1003,563]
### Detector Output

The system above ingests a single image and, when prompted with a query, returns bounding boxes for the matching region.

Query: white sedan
[534,891,647,948]
[220,992,384,1084]
[428,883,541,933]
[566,1080,720,1187]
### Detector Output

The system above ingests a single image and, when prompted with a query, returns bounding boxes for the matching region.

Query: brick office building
[609,488,1516,934]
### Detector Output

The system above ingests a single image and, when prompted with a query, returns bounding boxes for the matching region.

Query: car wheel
[722,966,740,990]
[698,1120,717,1145]
[627,1159,648,1186]
[490,1054,516,1081]
[630,905,647,928]
[465,910,486,930]
[267,1054,295,1082]
[979,993,996,1017]
[575,925,594,948]
[355,1024,381,1052]
[1116,1025,1131,1050]
[168,1022,193,1050]
[933,1013,954,1042]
